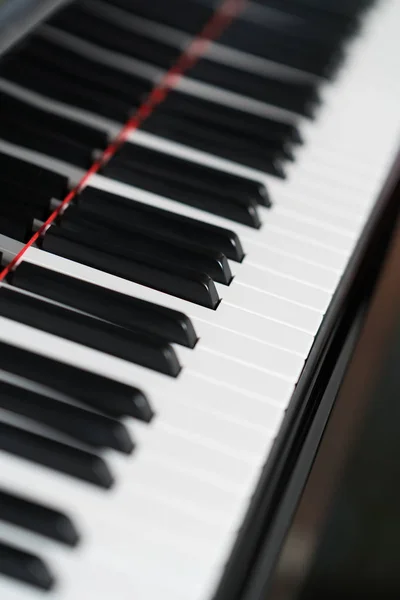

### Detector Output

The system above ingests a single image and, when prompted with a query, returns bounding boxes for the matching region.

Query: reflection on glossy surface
[269,207,400,600]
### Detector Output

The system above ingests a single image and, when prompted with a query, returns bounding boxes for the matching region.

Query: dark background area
[300,311,400,600]
[267,207,400,600]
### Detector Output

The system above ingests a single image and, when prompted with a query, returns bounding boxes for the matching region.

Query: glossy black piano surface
[223,154,400,600]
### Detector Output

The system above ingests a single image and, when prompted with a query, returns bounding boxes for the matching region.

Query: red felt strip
[0,0,246,281]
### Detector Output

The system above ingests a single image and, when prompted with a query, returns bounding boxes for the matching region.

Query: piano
[0,0,398,598]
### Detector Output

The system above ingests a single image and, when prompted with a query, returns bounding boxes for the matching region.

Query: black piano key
[0,215,32,242]
[98,0,350,50]
[1,179,52,219]
[85,0,212,36]
[112,143,270,207]
[100,0,212,34]
[0,56,132,123]
[0,488,79,547]
[1,44,301,162]
[104,0,364,37]
[104,159,263,226]
[9,43,146,121]
[0,198,39,222]
[228,0,346,44]
[0,421,114,488]
[42,226,220,309]
[4,45,296,162]
[218,21,343,78]
[201,1,344,75]
[95,0,341,77]
[251,0,359,39]
[0,287,182,377]
[11,261,198,348]
[30,30,316,117]
[244,7,349,48]
[0,91,108,151]
[159,90,303,147]
[103,155,269,229]
[0,380,135,454]
[0,116,95,170]
[255,0,372,20]
[48,4,181,69]
[0,540,54,590]
[24,35,302,149]
[61,207,233,285]
[77,187,245,262]
[188,58,320,117]
[0,152,68,199]
[28,34,152,102]
[147,106,291,167]
[0,340,153,421]
[92,0,323,109]
[141,112,287,177]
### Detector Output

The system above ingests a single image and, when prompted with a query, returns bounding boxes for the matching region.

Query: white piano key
[0,449,248,542]
[188,320,305,377]
[231,262,332,311]
[87,169,357,252]
[1,245,314,358]
[0,309,295,417]
[0,516,214,600]
[241,240,342,290]
[86,172,355,269]
[150,399,274,456]
[156,375,284,433]
[267,173,376,214]
[116,438,256,496]
[220,283,323,333]
[200,303,314,356]
[0,475,227,573]
[0,427,259,598]
[0,442,258,598]
[261,208,356,251]
[0,402,262,524]
[178,345,295,402]
[273,197,366,232]
[0,317,292,439]
[272,203,364,236]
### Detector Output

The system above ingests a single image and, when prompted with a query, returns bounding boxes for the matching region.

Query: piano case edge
[213,147,400,600]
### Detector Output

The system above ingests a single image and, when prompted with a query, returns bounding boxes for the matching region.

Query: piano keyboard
[0,0,399,598]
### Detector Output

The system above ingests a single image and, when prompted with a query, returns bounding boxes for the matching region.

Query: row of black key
[0,274,164,588]
[0,69,263,311]
[0,147,246,310]
[10,32,303,144]
[45,2,322,116]
[0,87,274,225]
[0,37,298,176]
[0,303,149,483]
[50,1,334,79]
[0,485,79,589]
[90,0,369,76]
[0,144,220,576]
[0,334,153,589]
[107,0,370,39]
